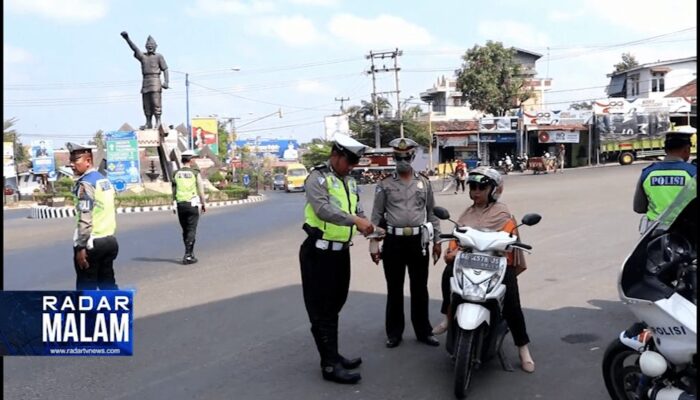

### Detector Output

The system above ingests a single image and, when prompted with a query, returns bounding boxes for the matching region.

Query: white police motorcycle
[433,206,541,399]
[602,177,697,400]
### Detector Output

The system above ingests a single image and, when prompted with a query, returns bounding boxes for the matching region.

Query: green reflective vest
[643,169,693,220]
[304,171,358,242]
[174,168,198,203]
[74,171,116,238]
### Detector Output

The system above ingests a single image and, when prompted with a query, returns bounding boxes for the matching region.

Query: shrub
[54,177,74,192]
[208,171,225,184]
[115,194,172,208]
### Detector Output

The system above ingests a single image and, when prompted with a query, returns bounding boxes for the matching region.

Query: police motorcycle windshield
[619,176,697,303]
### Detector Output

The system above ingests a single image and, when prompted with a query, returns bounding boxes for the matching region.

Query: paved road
[4,164,648,399]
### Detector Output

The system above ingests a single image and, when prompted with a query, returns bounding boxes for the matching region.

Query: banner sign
[106,131,141,192]
[595,112,671,141]
[4,141,15,178]
[192,117,219,155]
[538,131,580,143]
[593,97,695,115]
[0,290,134,356]
[31,139,56,174]
[479,133,517,143]
[479,117,518,133]
[234,139,300,159]
[523,110,593,126]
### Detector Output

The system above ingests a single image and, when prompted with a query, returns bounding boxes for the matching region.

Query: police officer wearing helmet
[172,150,207,264]
[300,134,374,384]
[67,142,119,290]
[370,137,442,349]
[633,130,696,234]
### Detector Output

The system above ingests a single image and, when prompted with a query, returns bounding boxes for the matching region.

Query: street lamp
[171,67,241,150]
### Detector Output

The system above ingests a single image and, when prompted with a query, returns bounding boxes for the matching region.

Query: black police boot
[339,355,362,369]
[321,363,361,384]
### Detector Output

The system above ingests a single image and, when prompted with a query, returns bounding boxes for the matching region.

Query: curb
[28,195,265,220]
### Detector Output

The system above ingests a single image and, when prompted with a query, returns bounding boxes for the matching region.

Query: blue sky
[4,0,697,145]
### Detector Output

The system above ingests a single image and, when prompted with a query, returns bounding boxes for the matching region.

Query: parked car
[272,173,285,190]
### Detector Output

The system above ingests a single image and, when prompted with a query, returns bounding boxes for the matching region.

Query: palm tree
[3,117,28,163]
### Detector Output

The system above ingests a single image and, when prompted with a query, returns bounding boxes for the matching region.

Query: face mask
[396,160,412,173]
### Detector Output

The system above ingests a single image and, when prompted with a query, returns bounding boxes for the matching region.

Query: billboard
[234,139,300,159]
[324,114,350,141]
[105,131,141,192]
[523,110,593,126]
[31,140,56,174]
[593,97,695,115]
[479,117,518,133]
[595,112,671,141]
[538,131,580,143]
[191,117,219,155]
[4,142,15,178]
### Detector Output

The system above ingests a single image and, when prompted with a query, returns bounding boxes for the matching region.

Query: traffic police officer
[300,134,374,384]
[633,130,696,233]
[67,142,119,290]
[370,138,442,348]
[172,150,207,264]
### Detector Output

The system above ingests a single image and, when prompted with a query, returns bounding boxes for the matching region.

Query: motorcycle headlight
[460,271,502,301]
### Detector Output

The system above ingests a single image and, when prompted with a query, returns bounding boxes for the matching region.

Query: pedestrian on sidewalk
[172,150,207,264]
[67,142,119,290]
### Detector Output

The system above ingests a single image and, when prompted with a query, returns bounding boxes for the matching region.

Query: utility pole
[428,100,433,172]
[334,97,350,113]
[366,49,402,148]
[392,48,404,138]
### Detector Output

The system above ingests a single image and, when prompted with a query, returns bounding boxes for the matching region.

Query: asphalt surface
[3,164,649,399]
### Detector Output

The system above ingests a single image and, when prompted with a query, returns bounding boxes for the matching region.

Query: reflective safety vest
[174,167,198,203]
[304,170,359,242]
[641,161,696,220]
[74,170,116,238]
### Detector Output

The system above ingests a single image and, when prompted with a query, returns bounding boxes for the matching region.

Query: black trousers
[382,235,432,339]
[440,262,530,347]
[73,236,119,290]
[455,179,466,192]
[177,202,200,253]
[299,236,351,367]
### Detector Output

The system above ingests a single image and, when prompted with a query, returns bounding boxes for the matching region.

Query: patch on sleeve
[78,199,94,212]
[375,185,383,193]
[317,176,326,185]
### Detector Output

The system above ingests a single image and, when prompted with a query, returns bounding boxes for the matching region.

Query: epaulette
[310,164,329,172]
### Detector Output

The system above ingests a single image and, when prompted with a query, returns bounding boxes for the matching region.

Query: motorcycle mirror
[433,206,451,220]
[521,213,542,226]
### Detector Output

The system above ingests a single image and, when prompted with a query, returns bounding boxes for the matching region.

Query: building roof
[666,79,697,98]
[432,120,479,133]
[608,56,697,77]
[119,122,135,131]
[513,47,543,59]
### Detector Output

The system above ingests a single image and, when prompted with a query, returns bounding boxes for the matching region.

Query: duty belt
[386,225,421,236]
[315,239,350,251]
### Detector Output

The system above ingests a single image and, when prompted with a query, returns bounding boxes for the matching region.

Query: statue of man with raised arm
[121,31,169,130]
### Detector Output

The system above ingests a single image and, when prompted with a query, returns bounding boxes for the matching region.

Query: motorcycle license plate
[459,253,502,271]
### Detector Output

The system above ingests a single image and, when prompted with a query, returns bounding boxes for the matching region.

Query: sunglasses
[468,182,490,191]
[393,153,413,161]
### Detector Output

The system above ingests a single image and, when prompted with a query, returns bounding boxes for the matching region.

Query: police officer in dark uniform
[370,138,442,348]
[67,142,119,290]
[300,134,374,384]
[633,130,696,233]
[172,150,207,264]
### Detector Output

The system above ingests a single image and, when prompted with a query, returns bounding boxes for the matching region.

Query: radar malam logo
[0,291,134,356]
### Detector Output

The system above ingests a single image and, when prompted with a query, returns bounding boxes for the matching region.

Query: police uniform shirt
[633,155,697,214]
[73,168,114,248]
[305,162,366,226]
[371,171,441,241]
[172,166,206,205]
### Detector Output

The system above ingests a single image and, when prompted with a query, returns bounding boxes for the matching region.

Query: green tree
[455,41,533,116]
[613,52,639,73]
[88,129,105,151]
[346,97,429,148]
[301,142,331,169]
[3,117,28,163]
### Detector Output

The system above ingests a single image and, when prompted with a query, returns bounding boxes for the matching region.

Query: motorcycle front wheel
[602,338,643,400]
[454,327,480,399]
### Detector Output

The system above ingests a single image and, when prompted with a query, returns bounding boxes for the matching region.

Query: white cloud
[547,10,584,22]
[4,45,33,64]
[253,16,322,46]
[477,20,550,49]
[296,79,332,94]
[583,0,696,35]
[288,0,339,6]
[328,14,433,48]
[186,0,277,16]
[6,0,109,22]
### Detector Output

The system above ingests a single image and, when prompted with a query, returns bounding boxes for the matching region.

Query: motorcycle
[602,176,697,400]
[514,155,528,172]
[433,206,541,399]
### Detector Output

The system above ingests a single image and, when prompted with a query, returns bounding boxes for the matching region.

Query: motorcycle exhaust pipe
[649,386,696,400]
